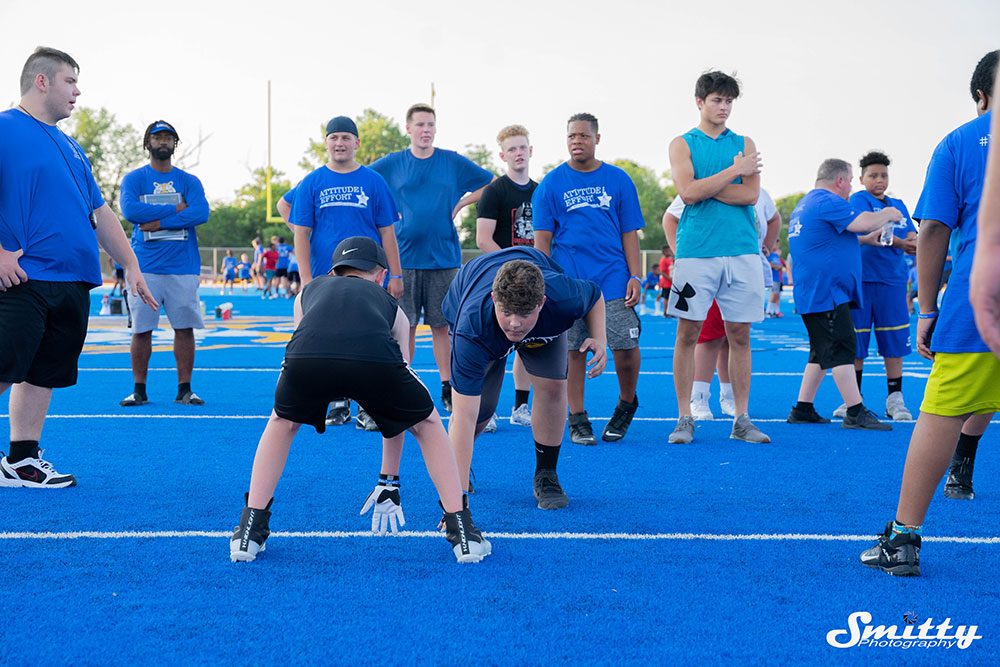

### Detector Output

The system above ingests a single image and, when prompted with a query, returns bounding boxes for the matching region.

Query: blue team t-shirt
[849,190,917,285]
[0,109,105,285]
[642,271,659,289]
[442,247,602,396]
[914,112,992,354]
[788,188,862,314]
[291,165,398,277]
[676,127,758,258]
[222,255,238,277]
[531,162,645,300]
[370,149,493,270]
[276,243,293,269]
[768,252,782,284]
[238,261,251,279]
[121,165,209,275]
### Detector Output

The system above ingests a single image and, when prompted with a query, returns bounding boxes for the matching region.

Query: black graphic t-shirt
[476,175,537,248]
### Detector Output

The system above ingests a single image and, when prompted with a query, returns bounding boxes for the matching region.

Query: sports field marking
[1,530,996,544]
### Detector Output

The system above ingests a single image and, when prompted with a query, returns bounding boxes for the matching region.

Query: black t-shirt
[476,175,537,248]
[285,275,403,363]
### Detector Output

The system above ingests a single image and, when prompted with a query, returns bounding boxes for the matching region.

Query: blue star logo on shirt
[597,191,612,208]
[356,191,369,207]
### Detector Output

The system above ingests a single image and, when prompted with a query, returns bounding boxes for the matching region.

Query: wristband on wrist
[389,275,403,280]
[918,311,939,319]
[629,275,641,283]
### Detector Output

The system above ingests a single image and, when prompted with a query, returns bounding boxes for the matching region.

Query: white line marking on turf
[0,530,995,544]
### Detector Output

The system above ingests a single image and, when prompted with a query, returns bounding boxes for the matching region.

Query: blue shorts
[850,282,911,360]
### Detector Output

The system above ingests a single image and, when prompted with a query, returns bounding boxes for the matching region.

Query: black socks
[846,403,864,418]
[134,382,148,401]
[795,401,814,411]
[534,441,560,473]
[8,440,40,463]
[855,369,863,393]
[887,376,902,395]
[956,432,982,459]
[514,389,530,409]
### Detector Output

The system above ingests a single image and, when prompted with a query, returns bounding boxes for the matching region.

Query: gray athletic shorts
[128,273,204,334]
[476,332,568,423]
[400,268,458,328]
[667,254,765,323]
[568,297,640,351]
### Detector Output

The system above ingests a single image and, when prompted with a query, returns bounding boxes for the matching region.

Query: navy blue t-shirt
[788,188,862,314]
[914,112,992,354]
[442,247,601,395]
[0,109,105,285]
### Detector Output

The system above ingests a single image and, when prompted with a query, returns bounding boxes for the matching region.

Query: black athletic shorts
[288,271,300,283]
[275,268,288,278]
[475,332,568,424]
[0,280,91,388]
[274,357,434,436]
[114,268,125,279]
[801,303,856,370]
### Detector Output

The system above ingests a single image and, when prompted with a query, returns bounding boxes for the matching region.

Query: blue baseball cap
[325,116,359,137]
[149,121,178,138]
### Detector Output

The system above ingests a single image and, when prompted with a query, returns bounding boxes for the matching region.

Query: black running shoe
[325,399,351,427]
[442,506,491,563]
[842,406,892,431]
[533,468,569,510]
[786,404,831,424]
[230,493,273,562]
[568,411,596,446]
[602,395,638,442]
[944,453,975,500]
[356,407,379,432]
[860,522,920,576]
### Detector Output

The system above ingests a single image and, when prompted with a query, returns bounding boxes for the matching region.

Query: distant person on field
[119,120,209,407]
[370,104,495,414]
[475,124,538,429]
[220,249,237,295]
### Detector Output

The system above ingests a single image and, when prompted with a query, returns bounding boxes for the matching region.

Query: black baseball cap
[331,236,387,272]
[326,116,359,136]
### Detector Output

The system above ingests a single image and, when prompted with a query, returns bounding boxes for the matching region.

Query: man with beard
[119,121,210,407]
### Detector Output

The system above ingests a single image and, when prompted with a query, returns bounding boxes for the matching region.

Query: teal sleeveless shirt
[676,128,758,258]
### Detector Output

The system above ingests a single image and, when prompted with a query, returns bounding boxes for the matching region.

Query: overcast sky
[2,0,997,209]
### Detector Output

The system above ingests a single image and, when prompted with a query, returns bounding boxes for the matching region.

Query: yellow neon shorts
[920,352,1000,417]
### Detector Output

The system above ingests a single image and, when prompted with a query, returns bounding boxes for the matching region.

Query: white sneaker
[833,403,848,419]
[483,414,498,433]
[690,391,714,420]
[510,403,532,426]
[638,303,647,316]
[885,392,912,421]
[0,451,77,488]
[719,395,736,417]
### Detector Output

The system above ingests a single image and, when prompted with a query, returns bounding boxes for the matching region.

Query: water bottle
[879,224,894,247]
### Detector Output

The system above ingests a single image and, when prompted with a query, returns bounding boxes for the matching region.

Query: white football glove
[360,483,404,535]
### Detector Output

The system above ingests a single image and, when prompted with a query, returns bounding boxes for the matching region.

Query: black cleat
[533,468,569,510]
[944,453,975,500]
[230,493,273,562]
[602,395,638,442]
[842,406,892,431]
[442,506,491,563]
[860,522,920,576]
[568,411,597,446]
[325,400,351,426]
[787,404,831,424]
[355,407,380,432]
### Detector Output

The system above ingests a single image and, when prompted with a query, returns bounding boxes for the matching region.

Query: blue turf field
[1,287,996,665]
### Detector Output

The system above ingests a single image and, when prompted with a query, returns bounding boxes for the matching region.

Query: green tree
[298,108,410,172]
[775,192,805,254]
[459,144,501,248]
[62,106,145,221]
[610,160,677,250]
[200,167,291,247]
